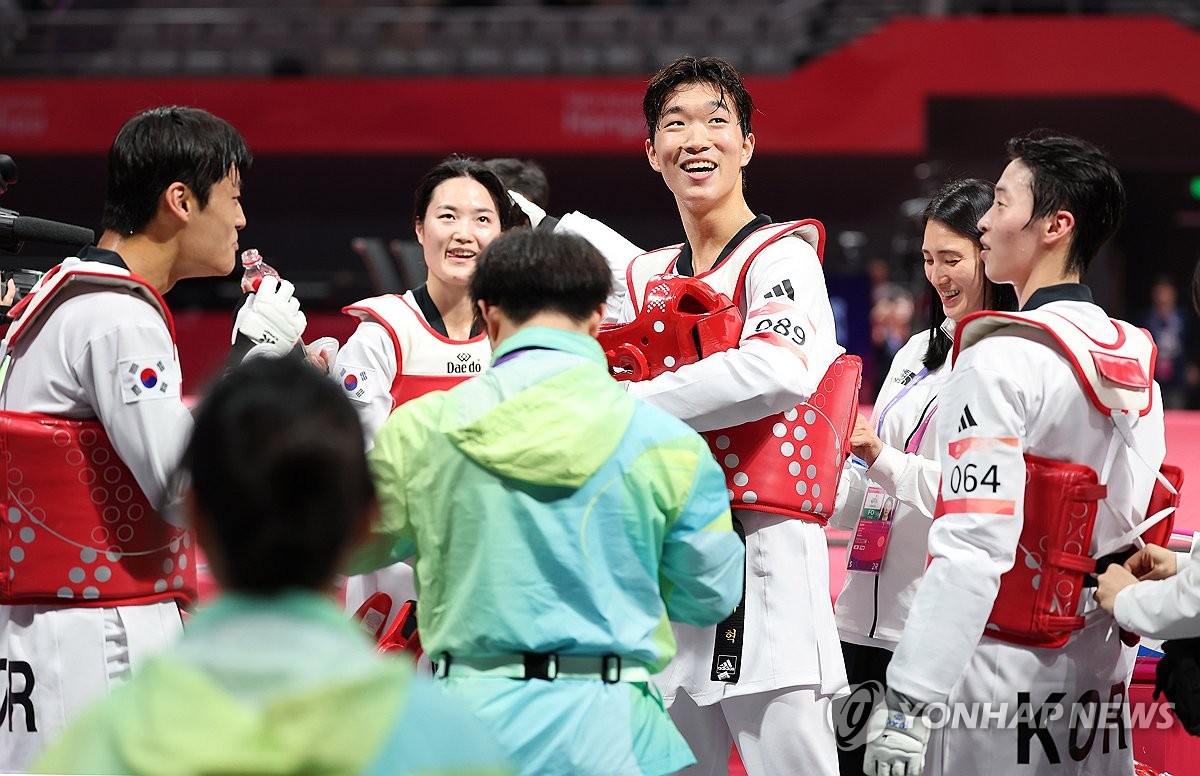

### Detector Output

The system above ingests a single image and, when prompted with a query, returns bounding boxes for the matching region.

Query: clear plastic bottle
[239,248,280,294]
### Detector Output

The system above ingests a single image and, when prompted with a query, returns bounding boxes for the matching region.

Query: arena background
[4,3,1200,770]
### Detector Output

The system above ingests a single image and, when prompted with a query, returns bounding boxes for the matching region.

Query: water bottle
[239,248,280,294]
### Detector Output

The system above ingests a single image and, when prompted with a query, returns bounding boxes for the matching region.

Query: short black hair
[643,56,754,142]
[471,229,612,325]
[184,358,375,594]
[920,178,1018,371]
[1006,129,1125,276]
[102,106,252,235]
[413,154,515,231]
[483,157,550,209]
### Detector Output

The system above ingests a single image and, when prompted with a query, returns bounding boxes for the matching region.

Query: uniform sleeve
[74,309,192,515]
[626,237,844,432]
[554,211,643,325]
[861,340,942,520]
[888,349,1027,703]
[348,411,418,574]
[1114,541,1200,640]
[657,434,746,626]
[868,443,942,520]
[332,320,398,451]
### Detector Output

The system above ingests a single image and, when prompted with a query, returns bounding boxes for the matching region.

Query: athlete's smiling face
[922,219,986,322]
[646,82,754,215]
[415,176,502,290]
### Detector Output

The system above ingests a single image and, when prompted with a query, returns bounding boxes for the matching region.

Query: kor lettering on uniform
[0,658,36,732]
[1015,683,1128,765]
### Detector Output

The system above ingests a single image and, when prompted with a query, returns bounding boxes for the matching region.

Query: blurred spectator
[869,283,915,395]
[1137,274,1198,410]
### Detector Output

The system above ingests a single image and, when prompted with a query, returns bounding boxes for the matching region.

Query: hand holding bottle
[232,275,307,356]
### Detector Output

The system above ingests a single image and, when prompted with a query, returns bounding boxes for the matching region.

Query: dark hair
[921,178,1019,371]
[471,229,612,325]
[102,106,252,235]
[1005,129,1126,276]
[413,154,515,232]
[644,56,754,141]
[184,358,375,594]
[483,157,550,209]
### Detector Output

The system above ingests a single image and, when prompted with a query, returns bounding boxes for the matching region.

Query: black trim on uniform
[676,214,771,278]
[412,283,484,338]
[76,245,128,270]
[710,515,748,683]
[1022,283,1094,311]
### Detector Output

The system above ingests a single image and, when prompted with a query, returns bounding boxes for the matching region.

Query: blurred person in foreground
[36,357,512,775]
[0,106,305,770]
[348,228,745,776]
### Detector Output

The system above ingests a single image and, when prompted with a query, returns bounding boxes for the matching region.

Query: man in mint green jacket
[351,229,745,776]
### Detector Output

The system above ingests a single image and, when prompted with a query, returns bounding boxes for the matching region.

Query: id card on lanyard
[846,367,937,574]
[847,484,895,573]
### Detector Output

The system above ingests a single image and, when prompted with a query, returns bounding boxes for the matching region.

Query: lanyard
[492,346,549,367]
[905,402,938,454]
[873,367,929,437]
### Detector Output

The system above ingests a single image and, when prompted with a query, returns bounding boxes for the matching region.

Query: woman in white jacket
[831,179,1017,775]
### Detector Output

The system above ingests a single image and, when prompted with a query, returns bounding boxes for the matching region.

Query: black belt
[710,514,747,683]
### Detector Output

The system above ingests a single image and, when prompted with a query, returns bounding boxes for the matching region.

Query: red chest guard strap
[5,260,175,348]
[0,412,196,607]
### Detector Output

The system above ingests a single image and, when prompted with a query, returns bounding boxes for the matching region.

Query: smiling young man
[610,56,847,775]
[865,131,1167,776]
[0,106,306,770]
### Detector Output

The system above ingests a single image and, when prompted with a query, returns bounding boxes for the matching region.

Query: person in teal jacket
[36,358,513,776]
[349,228,745,776]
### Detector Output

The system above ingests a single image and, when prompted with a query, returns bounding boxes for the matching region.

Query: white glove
[863,689,931,776]
[232,275,306,356]
[508,189,547,229]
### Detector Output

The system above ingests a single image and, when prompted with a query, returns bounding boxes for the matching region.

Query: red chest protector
[343,292,490,408]
[598,220,861,524]
[1,261,196,607]
[944,309,1181,648]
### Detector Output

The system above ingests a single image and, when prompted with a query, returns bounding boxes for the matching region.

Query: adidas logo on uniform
[764,279,795,301]
[715,655,738,680]
[958,404,978,432]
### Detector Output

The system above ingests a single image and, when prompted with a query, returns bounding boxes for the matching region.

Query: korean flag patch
[119,356,181,403]
[338,364,377,405]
